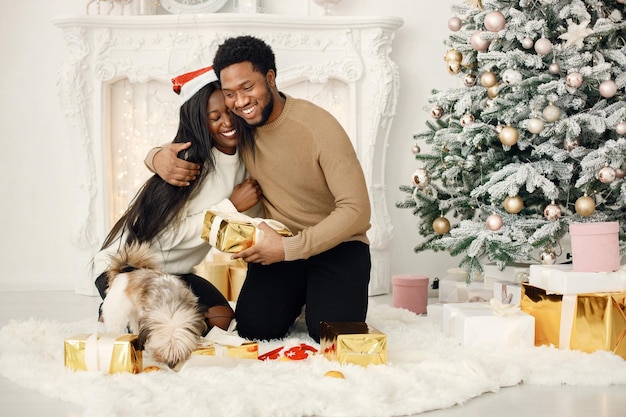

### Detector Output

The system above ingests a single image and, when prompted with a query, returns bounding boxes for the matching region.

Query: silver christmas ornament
[463,73,477,87]
[544,202,562,221]
[563,137,579,151]
[541,250,557,265]
[527,117,545,134]
[566,72,583,89]
[542,104,561,122]
[412,168,431,189]
[431,105,444,119]
[598,166,616,183]
[502,69,522,85]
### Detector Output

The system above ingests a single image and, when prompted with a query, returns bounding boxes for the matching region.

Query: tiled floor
[1,291,625,417]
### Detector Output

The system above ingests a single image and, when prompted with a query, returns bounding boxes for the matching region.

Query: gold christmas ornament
[433,216,451,235]
[487,84,499,99]
[544,201,562,221]
[480,71,498,88]
[498,126,519,146]
[411,168,431,189]
[503,195,524,214]
[445,49,463,63]
[574,195,596,216]
[542,104,561,122]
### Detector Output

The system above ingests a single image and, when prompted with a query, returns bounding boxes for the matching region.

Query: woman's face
[207,89,238,155]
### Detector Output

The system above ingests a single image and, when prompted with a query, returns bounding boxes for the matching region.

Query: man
[150,36,372,342]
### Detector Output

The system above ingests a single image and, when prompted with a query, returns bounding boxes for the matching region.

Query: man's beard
[246,81,274,127]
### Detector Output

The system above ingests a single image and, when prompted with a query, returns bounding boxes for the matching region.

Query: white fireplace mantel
[53,13,403,295]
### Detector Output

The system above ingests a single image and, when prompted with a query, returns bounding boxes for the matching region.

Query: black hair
[213,35,277,80]
[101,81,220,250]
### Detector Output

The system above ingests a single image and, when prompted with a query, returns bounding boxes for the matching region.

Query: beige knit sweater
[245,95,371,261]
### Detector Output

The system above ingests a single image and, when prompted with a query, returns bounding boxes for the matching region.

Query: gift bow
[489,298,521,317]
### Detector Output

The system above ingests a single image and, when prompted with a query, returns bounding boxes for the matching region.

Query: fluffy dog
[101,242,207,369]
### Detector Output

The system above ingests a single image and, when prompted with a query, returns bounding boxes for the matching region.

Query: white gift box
[443,302,535,348]
[438,271,484,303]
[482,263,531,290]
[426,302,444,325]
[528,264,626,295]
[492,280,522,305]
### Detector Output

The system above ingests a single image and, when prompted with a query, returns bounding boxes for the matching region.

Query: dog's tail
[107,242,160,277]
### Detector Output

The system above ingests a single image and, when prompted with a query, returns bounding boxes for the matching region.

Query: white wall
[0,0,458,292]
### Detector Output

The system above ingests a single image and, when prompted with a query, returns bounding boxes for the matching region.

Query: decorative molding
[53,14,403,295]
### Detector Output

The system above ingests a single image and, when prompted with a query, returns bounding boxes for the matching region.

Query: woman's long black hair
[100,81,221,250]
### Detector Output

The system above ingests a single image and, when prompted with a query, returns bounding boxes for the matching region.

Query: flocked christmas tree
[397,0,626,279]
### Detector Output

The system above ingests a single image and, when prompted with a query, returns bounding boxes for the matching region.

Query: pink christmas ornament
[448,16,462,32]
[411,145,421,155]
[615,121,626,135]
[470,31,491,52]
[544,202,562,221]
[534,37,553,55]
[566,72,583,89]
[599,80,618,98]
[521,37,534,49]
[548,62,561,74]
[486,214,503,231]
[484,11,506,32]
[598,166,616,183]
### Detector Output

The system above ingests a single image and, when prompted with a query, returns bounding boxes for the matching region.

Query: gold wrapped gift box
[521,284,626,359]
[201,211,292,253]
[193,255,248,302]
[64,333,142,374]
[320,322,387,366]
[192,342,259,360]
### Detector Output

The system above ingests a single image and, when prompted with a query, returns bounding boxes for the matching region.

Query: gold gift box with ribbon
[64,333,142,374]
[320,322,387,366]
[521,284,626,359]
[192,342,258,360]
[201,211,292,253]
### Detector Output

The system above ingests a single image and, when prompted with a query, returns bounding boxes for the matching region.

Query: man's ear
[266,69,277,88]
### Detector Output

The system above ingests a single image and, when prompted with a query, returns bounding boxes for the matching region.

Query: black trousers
[94,271,230,309]
[234,241,371,343]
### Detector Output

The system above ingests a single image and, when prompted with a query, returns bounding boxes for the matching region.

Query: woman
[93,67,260,331]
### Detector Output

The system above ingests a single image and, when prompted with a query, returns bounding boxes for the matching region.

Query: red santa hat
[171,65,218,104]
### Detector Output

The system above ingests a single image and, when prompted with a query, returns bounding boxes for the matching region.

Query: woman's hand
[153,142,201,186]
[230,177,262,212]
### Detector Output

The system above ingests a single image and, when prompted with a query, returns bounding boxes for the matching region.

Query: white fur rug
[1,302,626,417]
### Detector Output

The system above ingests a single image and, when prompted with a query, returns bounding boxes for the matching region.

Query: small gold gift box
[521,284,626,359]
[320,322,387,366]
[201,211,292,253]
[194,256,249,302]
[192,342,259,360]
[64,333,142,374]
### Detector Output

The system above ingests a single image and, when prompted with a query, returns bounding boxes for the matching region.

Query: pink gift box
[570,222,620,272]
[392,274,429,314]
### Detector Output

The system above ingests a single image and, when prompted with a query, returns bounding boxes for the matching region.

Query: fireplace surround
[53,13,403,295]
